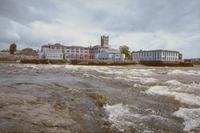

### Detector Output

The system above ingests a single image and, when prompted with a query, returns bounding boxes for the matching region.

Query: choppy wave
[104,103,156,132]
[146,82,200,131]
[173,108,200,131]
[168,69,200,75]
[164,80,200,94]
[115,76,158,84]
[2,64,200,132]
[104,103,134,132]
[165,80,182,86]
[129,69,156,76]
[104,103,177,132]
[145,85,200,106]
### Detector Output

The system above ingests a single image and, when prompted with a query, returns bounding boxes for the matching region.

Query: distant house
[96,49,125,62]
[132,50,182,62]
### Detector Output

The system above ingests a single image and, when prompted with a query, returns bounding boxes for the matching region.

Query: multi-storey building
[39,43,63,60]
[96,49,125,62]
[132,50,182,62]
[39,35,125,62]
[64,46,90,60]
[40,44,90,60]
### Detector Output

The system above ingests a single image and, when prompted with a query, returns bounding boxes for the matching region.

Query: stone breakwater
[0,64,200,132]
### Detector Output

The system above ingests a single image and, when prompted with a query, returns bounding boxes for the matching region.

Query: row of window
[66,54,89,57]
[134,56,179,61]
[65,50,89,53]
[65,48,89,51]
[46,55,63,59]
[133,52,179,57]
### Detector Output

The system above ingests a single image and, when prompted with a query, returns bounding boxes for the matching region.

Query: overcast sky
[0,0,200,58]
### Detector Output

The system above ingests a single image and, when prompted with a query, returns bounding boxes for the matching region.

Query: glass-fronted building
[132,50,182,62]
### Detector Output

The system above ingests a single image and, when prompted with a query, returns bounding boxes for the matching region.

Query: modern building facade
[96,49,125,62]
[39,44,63,60]
[40,44,90,60]
[64,46,90,60]
[132,50,182,62]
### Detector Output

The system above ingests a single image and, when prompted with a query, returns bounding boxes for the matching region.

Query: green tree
[9,43,17,54]
[119,45,131,59]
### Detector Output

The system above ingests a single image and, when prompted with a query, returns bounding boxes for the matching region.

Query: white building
[39,44,63,60]
[64,46,90,60]
[39,44,90,60]
[132,50,182,62]
[96,49,125,62]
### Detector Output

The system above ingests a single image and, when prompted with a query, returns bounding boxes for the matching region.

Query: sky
[0,0,200,58]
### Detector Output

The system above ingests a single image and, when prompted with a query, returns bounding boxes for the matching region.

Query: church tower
[101,36,109,48]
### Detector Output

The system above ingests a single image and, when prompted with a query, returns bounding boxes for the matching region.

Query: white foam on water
[115,75,158,84]
[142,130,154,133]
[129,69,156,76]
[140,77,158,83]
[168,70,190,75]
[104,104,153,132]
[145,86,200,106]
[12,64,39,70]
[168,69,200,75]
[131,77,158,84]
[104,103,135,132]
[133,84,145,88]
[165,80,182,86]
[165,80,200,94]
[173,108,200,132]
[82,73,98,78]
[94,69,124,75]
[104,104,168,132]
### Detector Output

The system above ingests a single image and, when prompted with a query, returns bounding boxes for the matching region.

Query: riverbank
[139,61,193,67]
[0,59,194,67]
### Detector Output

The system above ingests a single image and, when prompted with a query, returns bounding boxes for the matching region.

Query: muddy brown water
[0,64,200,133]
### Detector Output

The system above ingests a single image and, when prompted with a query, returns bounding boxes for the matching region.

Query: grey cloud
[0,0,200,57]
[104,0,200,33]
[0,0,60,24]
